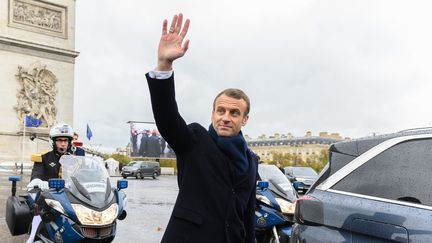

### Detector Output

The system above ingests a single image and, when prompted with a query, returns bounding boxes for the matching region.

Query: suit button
[232,188,235,194]
[225,221,230,228]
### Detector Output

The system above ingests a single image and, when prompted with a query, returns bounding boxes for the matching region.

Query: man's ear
[242,115,249,126]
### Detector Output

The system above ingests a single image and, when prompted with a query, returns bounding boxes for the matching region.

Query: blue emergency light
[117,180,128,190]
[257,181,269,189]
[49,179,65,190]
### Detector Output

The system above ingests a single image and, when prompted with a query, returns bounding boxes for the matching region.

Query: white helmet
[49,123,74,139]
[49,123,74,153]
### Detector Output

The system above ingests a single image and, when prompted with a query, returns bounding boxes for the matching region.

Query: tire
[152,172,158,179]
[122,176,127,179]
[136,172,142,179]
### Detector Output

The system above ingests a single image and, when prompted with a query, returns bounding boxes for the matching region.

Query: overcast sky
[73,0,432,152]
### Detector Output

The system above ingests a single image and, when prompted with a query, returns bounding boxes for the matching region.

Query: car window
[332,138,432,206]
[128,162,139,167]
[292,167,318,176]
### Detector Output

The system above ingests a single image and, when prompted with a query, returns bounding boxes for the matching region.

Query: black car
[121,161,161,179]
[292,128,432,242]
[284,166,318,193]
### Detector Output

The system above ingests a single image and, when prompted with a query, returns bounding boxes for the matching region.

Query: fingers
[167,13,189,36]
[169,15,177,33]
[162,19,167,35]
[180,19,190,39]
[175,13,183,34]
[182,39,190,53]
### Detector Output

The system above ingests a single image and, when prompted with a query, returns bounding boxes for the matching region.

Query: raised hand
[156,13,190,71]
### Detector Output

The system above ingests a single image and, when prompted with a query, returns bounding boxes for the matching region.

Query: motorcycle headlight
[45,199,66,215]
[275,198,296,215]
[71,203,118,226]
[256,195,272,207]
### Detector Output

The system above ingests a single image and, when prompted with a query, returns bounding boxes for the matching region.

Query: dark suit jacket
[31,150,61,181]
[146,73,257,243]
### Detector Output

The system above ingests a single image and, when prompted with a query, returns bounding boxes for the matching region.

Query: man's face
[211,94,249,137]
[55,137,69,154]
[73,135,78,141]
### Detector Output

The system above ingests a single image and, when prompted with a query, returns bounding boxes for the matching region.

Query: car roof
[330,128,432,157]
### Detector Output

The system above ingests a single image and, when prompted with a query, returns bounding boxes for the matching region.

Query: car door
[141,162,152,176]
[317,136,432,242]
[295,135,432,242]
[139,162,147,176]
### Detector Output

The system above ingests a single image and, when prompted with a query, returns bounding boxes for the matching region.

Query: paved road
[0,172,178,243]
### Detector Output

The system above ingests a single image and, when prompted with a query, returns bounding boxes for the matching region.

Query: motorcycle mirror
[9,176,21,196]
[8,176,21,182]
[48,179,65,190]
[117,179,128,190]
[257,181,269,189]
[293,181,299,190]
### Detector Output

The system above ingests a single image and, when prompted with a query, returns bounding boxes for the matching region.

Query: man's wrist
[156,60,173,71]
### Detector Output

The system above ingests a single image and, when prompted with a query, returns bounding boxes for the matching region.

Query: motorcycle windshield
[60,155,112,208]
[258,164,297,202]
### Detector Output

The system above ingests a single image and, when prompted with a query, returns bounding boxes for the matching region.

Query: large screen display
[129,121,175,158]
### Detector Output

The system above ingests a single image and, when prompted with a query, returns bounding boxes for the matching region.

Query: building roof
[247,136,342,147]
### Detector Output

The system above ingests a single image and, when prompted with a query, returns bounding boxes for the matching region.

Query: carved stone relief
[15,62,58,127]
[8,0,67,38]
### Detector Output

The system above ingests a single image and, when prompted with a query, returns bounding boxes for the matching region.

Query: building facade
[0,0,78,162]
[247,131,346,162]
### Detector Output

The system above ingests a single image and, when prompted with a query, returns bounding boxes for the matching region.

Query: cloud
[74,0,432,152]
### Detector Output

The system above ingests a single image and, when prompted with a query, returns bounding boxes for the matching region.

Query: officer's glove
[27,178,49,191]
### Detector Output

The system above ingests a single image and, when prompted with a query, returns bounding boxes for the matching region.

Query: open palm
[158,13,190,68]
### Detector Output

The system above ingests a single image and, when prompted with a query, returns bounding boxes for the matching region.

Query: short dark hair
[213,88,250,116]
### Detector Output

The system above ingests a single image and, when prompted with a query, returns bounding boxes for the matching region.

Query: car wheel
[136,172,142,179]
[152,172,158,179]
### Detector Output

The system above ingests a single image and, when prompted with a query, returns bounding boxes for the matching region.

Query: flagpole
[21,115,26,175]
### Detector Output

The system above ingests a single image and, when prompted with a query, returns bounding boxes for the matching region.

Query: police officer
[28,123,75,189]
[26,123,75,243]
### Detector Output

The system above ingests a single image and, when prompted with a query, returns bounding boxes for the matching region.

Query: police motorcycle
[6,155,128,243]
[255,164,299,243]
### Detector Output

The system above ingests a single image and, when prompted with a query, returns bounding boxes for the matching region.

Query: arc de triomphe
[0,0,78,163]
